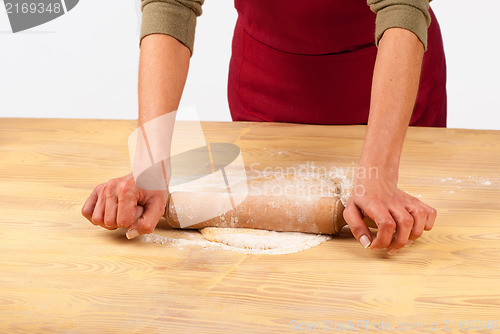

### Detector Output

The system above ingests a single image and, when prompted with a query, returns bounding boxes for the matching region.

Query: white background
[0,0,499,130]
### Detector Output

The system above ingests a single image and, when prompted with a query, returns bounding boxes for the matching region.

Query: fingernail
[387,247,398,255]
[360,235,371,248]
[406,239,414,246]
[126,229,139,240]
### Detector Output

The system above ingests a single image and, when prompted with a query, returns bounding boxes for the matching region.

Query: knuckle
[103,185,114,197]
[411,230,423,239]
[117,182,129,197]
[110,178,121,188]
[378,239,392,249]
[400,215,414,226]
[425,218,436,230]
[109,177,119,186]
[143,226,155,234]
[429,207,438,218]
[363,201,376,212]
[343,206,353,221]
[349,224,364,236]
[116,219,128,228]
[378,218,396,230]
[391,241,405,249]
[413,208,426,216]
[104,215,114,225]
[81,207,90,218]
[366,200,383,214]
[141,221,156,234]
[88,218,100,226]
[103,190,115,200]
[92,215,104,225]
[100,183,109,195]
[95,183,105,192]
[104,181,115,192]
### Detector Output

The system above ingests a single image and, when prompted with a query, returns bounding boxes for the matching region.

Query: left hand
[343,168,436,254]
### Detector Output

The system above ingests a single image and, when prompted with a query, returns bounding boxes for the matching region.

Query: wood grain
[1,118,500,333]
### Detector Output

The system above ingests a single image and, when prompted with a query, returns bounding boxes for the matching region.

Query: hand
[343,169,436,254]
[81,173,168,239]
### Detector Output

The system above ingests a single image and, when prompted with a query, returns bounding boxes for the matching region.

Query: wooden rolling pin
[159,192,377,235]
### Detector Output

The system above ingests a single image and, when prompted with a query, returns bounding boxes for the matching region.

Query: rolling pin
[159,192,377,235]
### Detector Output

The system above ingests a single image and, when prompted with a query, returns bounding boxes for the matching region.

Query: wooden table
[1,118,500,333]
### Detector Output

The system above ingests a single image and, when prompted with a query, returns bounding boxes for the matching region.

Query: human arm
[343,27,437,254]
[82,1,200,238]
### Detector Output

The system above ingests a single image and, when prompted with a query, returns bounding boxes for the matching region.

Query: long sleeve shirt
[139,0,431,55]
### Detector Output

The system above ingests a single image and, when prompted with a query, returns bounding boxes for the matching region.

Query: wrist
[358,129,403,182]
[356,158,399,185]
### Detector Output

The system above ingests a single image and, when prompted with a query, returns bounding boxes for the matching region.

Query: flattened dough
[199,227,331,252]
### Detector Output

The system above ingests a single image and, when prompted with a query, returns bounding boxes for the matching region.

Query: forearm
[359,27,424,181]
[134,34,190,192]
[138,34,191,126]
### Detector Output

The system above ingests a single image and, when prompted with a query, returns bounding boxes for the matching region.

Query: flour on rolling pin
[140,164,355,254]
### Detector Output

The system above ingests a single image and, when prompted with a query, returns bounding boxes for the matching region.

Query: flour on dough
[199,227,331,254]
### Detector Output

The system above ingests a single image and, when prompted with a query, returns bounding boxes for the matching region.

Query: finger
[126,199,164,239]
[91,187,107,227]
[135,205,144,221]
[407,206,427,245]
[82,189,99,222]
[94,194,117,230]
[422,203,437,231]
[369,212,397,250]
[116,197,137,229]
[343,203,372,249]
[387,209,413,253]
[104,195,118,229]
[81,183,105,222]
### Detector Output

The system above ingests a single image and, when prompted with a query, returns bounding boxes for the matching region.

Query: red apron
[227,0,447,127]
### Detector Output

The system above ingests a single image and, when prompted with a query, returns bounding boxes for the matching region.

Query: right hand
[81,173,168,239]
[343,168,436,254]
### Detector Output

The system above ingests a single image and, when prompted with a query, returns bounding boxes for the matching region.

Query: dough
[199,227,331,253]
[141,227,331,254]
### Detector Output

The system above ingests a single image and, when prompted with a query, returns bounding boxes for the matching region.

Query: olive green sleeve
[140,0,204,56]
[367,0,431,50]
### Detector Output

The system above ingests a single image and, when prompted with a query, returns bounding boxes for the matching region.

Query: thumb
[126,201,163,239]
[343,203,372,249]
